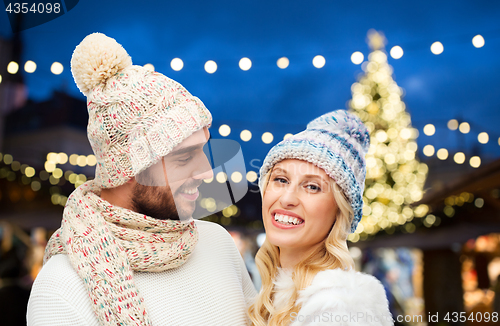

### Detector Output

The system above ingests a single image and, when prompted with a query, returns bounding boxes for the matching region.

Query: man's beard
[130,180,202,220]
[131,183,180,220]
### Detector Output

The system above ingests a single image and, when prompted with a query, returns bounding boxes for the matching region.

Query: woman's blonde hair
[248,168,355,326]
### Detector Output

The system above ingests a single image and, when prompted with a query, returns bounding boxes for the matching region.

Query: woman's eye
[273,177,288,184]
[306,184,321,192]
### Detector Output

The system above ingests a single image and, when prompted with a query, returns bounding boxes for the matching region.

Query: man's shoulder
[194,219,227,232]
[38,254,78,281]
[191,220,243,262]
[194,219,234,242]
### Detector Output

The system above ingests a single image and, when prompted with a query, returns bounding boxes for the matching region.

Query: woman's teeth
[274,213,304,225]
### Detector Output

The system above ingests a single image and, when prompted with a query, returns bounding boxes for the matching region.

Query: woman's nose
[279,186,300,208]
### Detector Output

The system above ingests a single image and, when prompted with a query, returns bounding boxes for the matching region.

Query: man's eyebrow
[170,143,204,156]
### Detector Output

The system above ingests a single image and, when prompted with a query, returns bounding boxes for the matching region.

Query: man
[27,33,256,326]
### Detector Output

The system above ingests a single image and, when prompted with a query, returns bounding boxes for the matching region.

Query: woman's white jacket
[273,268,394,326]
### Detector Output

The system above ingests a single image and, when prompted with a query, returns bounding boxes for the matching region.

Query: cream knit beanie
[71,33,212,188]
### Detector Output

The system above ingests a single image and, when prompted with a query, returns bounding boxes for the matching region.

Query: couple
[27,33,393,325]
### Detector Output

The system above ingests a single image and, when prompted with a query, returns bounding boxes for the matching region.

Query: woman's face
[262,159,338,253]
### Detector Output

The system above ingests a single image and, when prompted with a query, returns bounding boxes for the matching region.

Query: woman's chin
[266,233,302,250]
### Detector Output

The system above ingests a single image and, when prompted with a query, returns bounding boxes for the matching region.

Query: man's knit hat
[71,33,212,188]
[259,110,370,233]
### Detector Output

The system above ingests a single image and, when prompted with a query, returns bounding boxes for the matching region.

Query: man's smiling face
[131,127,213,220]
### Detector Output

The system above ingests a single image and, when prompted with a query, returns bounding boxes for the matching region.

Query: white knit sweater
[27,220,257,326]
[274,268,394,326]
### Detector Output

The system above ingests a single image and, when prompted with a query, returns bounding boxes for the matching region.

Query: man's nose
[192,155,214,181]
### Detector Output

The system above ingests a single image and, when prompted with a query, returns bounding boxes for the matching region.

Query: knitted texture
[44,180,198,326]
[71,33,212,188]
[259,110,370,233]
[29,221,257,326]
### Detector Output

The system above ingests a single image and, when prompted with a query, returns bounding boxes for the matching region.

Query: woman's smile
[271,209,305,229]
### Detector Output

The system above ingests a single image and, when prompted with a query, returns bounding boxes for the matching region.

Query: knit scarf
[44,180,199,326]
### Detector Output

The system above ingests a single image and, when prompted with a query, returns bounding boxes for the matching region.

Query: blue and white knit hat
[259,110,370,233]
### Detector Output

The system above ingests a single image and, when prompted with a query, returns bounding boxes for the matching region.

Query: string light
[44,161,56,172]
[76,155,87,167]
[3,154,13,164]
[204,60,217,74]
[87,155,97,166]
[436,148,449,160]
[24,60,37,73]
[423,214,437,227]
[51,62,64,75]
[231,171,243,183]
[31,181,41,192]
[246,171,258,182]
[240,130,252,142]
[25,167,35,178]
[0,34,491,78]
[57,153,68,164]
[423,145,435,156]
[216,172,227,183]
[170,58,183,71]
[239,57,252,71]
[7,61,19,74]
[423,124,435,136]
[472,35,485,48]
[277,57,289,69]
[454,152,465,164]
[143,63,155,72]
[312,55,325,68]
[431,42,444,55]
[469,156,481,168]
[351,52,364,65]
[11,161,20,171]
[478,132,489,144]
[222,205,237,217]
[390,46,403,59]
[448,119,459,130]
[219,124,231,137]
[459,122,470,134]
[283,133,293,140]
[474,198,484,208]
[261,132,274,144]
[52,168,63,179]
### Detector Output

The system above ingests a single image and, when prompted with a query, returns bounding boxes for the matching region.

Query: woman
[248,110,393,326]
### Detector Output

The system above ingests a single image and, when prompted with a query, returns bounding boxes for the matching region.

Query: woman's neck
[279,243,322,269]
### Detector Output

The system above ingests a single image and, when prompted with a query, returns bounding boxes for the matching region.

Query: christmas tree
[348,30,430,242]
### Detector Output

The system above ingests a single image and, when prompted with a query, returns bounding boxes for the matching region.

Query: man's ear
[127,176,136,184]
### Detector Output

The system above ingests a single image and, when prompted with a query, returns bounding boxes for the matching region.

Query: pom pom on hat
[71,33,132,95]
[71,32,212,189]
